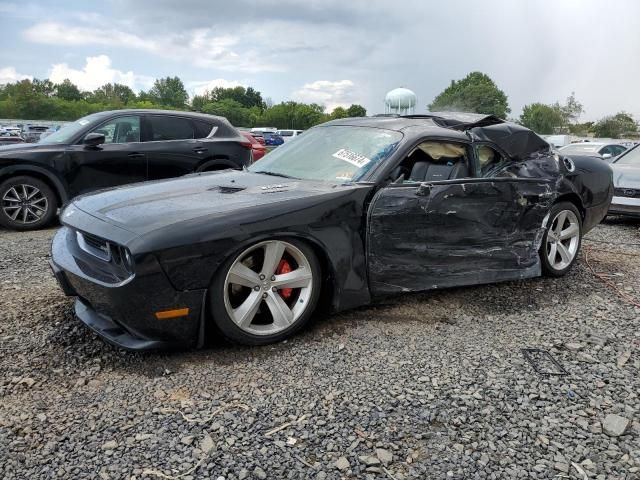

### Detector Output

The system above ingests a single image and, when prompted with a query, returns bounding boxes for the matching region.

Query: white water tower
[384,87,417,114]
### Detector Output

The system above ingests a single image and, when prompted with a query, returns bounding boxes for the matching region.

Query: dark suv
[0,109,252,230]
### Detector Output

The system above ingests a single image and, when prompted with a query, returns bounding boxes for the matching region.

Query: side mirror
[602,153,612,160]
[83,132,105,147]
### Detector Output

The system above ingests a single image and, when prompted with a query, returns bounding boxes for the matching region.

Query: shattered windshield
[249,125,402,182]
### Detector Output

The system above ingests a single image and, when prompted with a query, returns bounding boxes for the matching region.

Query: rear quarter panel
[561,155,613,233]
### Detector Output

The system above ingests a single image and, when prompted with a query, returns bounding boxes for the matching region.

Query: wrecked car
[50,113,613,350]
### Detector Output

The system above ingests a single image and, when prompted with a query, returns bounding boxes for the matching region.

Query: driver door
[367,177,555,295]
[64,115,147,196]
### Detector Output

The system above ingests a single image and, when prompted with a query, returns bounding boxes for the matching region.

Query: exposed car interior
[390,141,471,183]
[93,117,140,144]
[477,144,505,176]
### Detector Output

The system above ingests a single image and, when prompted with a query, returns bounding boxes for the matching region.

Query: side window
[476,145,506,177]
[600,146,613,156]
[93,116,140,144]
[148,116,194,141]
[397,141,471,183]
[612,146,626,156]
[194,120,216,139]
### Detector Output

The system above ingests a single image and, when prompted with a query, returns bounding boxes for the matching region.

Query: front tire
[540,202,582,277]
[0,176,57,231]
[210,238,321,345]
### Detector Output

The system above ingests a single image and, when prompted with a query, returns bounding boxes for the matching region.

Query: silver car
[609,145,640,217]
[559,142,627,161]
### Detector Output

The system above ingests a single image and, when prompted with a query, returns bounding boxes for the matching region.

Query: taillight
[240,140,253,149]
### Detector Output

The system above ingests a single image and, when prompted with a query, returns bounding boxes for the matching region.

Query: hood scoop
[209,185,246,194]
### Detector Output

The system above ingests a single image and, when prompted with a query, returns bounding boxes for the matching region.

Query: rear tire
[210,238,321,345]
[0,176,57,231]
[540,202,582,277]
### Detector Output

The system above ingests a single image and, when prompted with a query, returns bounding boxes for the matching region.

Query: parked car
[22,125,50,143]
[559,142,627,160]
[250,127,277,135]
[263,132,284,146]
[50,112,612,350]
[276,129,303,142]
[0,109,252,230]
[608,144,640,217]
[1,126,22,136]
[0,135,25,146]
[250,133,266,145]
[240,131,267,162]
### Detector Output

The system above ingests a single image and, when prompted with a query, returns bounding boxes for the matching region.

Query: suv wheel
[0,176,58,231]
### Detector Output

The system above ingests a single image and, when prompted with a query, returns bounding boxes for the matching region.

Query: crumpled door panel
[367,179,556,294]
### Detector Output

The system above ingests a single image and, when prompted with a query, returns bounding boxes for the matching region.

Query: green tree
[201,98,251,126]
[346,104,367,117]
[330,106,348,120]
[0,78,164,120]
[559,92,583,126]
[32,78,56,97]
[568,121,594,136]
[90,83,136,105]
[55,79,83,101]
[519,103,564,134]
[148,76,188,108]
[428,71,510,118]
[201,86,265,110]
[191,93,209,112]
[593,112,638,138]
[259,101,327,129]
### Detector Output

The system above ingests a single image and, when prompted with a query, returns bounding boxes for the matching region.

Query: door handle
[128,152,144,158]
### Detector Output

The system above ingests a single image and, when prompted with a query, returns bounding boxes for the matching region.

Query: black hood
[69,170,363,239]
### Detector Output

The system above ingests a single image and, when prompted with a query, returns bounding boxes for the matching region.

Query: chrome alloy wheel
[223,240,314,336]
[546,209,580,270]
[1,184,49,225]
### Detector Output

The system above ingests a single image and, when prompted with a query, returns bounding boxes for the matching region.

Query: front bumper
[50,226,207,351]
[609,196,640,217]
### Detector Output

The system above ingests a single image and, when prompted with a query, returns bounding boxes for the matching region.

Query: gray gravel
[1,218,639,479]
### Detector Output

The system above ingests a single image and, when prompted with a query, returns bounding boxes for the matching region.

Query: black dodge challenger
[50,113,613,350]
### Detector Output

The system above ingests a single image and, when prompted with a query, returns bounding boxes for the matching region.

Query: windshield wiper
[253,170,299,180]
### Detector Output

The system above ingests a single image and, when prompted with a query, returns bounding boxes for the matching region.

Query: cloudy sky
[1,0,638,120]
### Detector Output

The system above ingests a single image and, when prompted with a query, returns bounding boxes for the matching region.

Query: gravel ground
[1,218,639,480]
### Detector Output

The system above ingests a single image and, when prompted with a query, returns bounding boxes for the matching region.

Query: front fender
[151,187,374,312]
[0,163,69,204]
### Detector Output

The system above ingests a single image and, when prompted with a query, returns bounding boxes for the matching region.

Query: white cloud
[48,55,153,92]
[188,78,247,96]
[291,80,359,111]
[0,66,32,84]
[24,21,281,73]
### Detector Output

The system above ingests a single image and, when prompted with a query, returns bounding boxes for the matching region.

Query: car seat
[409,157,469,181]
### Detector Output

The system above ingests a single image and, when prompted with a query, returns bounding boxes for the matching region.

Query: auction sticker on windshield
[332,149,371,168]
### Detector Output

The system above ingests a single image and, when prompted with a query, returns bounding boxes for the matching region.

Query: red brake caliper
[276,259,293,299]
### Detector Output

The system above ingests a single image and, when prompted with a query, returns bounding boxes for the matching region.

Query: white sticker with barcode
[332,148,371,168]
